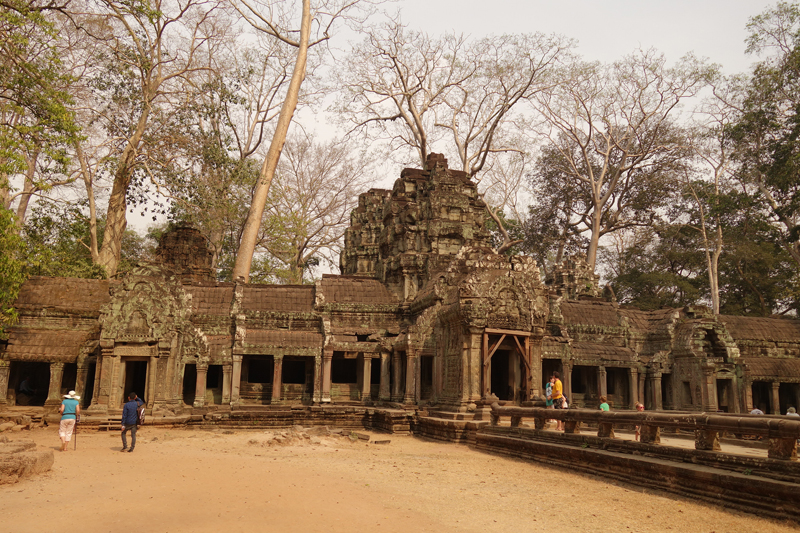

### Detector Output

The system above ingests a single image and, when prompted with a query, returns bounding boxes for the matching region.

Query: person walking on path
[58,391,80,451]
[599,396,610,412]
[120,392,140,453]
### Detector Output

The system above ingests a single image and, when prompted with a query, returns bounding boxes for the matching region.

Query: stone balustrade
[490,403,800,460]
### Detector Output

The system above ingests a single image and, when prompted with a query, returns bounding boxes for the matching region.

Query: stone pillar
[321,350,333,403]
[45,362,65,408]
[404,350,417,404]
[701,365,716,412]
[563,361,572,400]
[0,361,10,406]
[379,351,391,401]
[744,378,754,412]
[75,362,89,406]
[272,355,283,403]
[146,355,157,409]
[771,381,781,415]
[361,355,372,402]
[193,363,208,408]
[629,367,639,409]
[222,365,232,404]
[638,371,646,407]
[652,372,663,411]
[391,351,403,402]
[313,355,322,403]
[155,341,171,408]
[598,366,607,398]
[230,355,242,407]
[482,332,490,399]
[89,341,114,413]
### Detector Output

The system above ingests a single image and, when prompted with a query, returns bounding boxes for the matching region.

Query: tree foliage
[0,206,25,338]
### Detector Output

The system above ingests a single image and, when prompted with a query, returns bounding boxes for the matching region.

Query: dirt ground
[1,425,797,533]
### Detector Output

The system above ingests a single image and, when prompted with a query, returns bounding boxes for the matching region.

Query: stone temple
[2,154,800,422]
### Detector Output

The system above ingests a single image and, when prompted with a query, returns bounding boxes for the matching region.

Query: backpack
[137,400,146,426]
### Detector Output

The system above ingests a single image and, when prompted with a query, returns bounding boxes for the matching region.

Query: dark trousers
[121,424,137,449]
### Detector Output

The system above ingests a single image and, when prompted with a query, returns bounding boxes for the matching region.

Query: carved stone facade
[2,156,800,418]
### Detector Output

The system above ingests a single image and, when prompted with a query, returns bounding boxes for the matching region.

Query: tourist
[545,376,555,428]
[634,402,644,441]
[58,391,80,452]
[120,392,141,452]
[787,407,799,417]
[750,407,764,415]
[551,372,564,430]
[599,395,610,412]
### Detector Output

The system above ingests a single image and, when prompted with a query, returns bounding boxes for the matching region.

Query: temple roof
[3,328,96,362]
[14,277,110,315]
[318,275,398,305]
[719,315,800,342]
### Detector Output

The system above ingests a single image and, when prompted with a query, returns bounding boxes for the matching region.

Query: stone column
[146,355,157,409]
[361,355,372,402]
[0,361,10,406]
[272,355,283,403]
[321,350,333,403]
[638,371,646,407]
[313,355,322,403]
[193,363,208,408]
[230,355,242,407]
[629,367,639,409]
[651,371,663,411]
[404,350,417,404]
[155,340,171,408]
[744,378,754,412]
[598,366,607,398]
[701,365,716,412]
[45,362,65,408]
[391,350,403,402]
[563,361,572,400]
[379,351,391,401]
[89,341,114,413]
[771,381,781,414]
[222,365,232,404]
[75,362,89,407]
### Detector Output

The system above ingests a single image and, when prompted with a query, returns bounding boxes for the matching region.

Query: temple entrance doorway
[751,381,772,413]
[716,379,734,413]
[9,361,50,406]
[282,357,312,403]
[83,362,96,407]
[541,359,562,394]
[419,355,433,401]
[490,350,511,400]
[122,360,148,406]
[779,382,800,414]
[182,364,197,405]
[483,330,530,403]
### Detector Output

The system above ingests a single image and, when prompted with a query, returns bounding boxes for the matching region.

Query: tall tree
[529,49,715,272]
[232,0,370,282]
[730,1,800,269]
[76,0,229,276]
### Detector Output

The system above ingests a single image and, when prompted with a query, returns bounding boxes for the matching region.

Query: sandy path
[1,426,797,533]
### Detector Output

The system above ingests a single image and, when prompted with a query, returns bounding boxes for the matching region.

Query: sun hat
[63,390,78,399]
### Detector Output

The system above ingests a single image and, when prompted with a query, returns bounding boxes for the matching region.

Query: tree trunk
[586,202,603,272]
[76,141,99,262]
[96,105,152,276]
[232,0,311,283]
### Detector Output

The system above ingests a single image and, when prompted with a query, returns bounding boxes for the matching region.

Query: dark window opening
[332,354,358,384]
[490,350,511,401]
[420,356,434,400]
[83,362,96,407]
[283,359,306,384]
[571,366,591,395]
[357,334,370,342]
[752,381,772,413]
[247,356,273,384]
[61,363,77,396]
[206,365,221,389]
[370,357,381,385]
[10,361,50,406]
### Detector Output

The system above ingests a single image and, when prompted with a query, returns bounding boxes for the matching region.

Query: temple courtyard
[0,426,796,533]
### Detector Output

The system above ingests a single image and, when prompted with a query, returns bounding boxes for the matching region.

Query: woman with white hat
[58,391,81,451]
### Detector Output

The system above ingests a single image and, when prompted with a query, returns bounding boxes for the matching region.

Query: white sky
[395,0,774,74]
[129,0,778,233]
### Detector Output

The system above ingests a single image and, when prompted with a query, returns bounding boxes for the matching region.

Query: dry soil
[1,426,797,533]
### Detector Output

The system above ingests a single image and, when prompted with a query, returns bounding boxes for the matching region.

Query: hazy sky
[396,0,775,74]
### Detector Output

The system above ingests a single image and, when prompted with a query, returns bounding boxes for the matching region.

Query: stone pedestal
[639,424,661,444]
[597,421,614,438]
[564,420,580,434]
[768,438,798,461]
[694,429,721,451]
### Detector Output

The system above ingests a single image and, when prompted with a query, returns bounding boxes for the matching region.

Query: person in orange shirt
[551,371,564,430]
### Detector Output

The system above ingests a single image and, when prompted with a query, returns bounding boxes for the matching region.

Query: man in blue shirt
[120,392,140,452]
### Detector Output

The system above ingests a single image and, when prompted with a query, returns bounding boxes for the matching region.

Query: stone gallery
[2,154,800,419]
